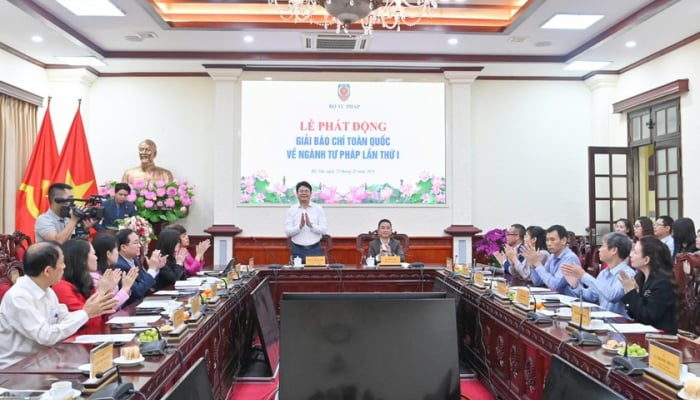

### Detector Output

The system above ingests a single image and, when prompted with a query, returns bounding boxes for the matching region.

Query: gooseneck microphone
[526,286,552,324]
[251,236,282,269]
[607,318,646,375]
[570,288,602,346]
[92,365,134,400]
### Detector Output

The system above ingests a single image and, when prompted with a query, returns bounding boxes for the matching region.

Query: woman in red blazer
[53,239,119,333]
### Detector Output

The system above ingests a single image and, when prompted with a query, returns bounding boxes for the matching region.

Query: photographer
[35,183,96,244]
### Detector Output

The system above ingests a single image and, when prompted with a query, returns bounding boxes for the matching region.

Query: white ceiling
[1,0,700,77]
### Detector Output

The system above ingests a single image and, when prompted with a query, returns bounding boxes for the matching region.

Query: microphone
[526,286,552,324]
[251,236,282,269]
[327,254,344,269]
[570,288,602,346]
[607,318,646,375]
[92,365,134,400]
[217,278,230,297]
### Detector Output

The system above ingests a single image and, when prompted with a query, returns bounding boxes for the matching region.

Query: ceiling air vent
[303,34,369,51]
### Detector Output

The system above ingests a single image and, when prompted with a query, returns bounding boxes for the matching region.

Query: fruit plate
[617,348,648,358]
[601,344,624,354]
[113,356,145,367]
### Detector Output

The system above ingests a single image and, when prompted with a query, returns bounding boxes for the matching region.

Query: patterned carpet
[227,377,496,400]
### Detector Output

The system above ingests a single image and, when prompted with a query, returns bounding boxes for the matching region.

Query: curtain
[0,94,38,233]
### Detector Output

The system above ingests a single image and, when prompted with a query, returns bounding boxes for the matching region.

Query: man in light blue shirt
[526,225,580,293]
[561,232,635,317]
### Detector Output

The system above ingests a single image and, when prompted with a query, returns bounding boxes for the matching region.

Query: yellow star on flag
[65,170,94,199]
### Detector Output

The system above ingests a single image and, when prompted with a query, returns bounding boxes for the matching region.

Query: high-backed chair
[0,231,29,303]
[0,231,31,261]
[286,234,333,263]
[355,230,409,264]
[675,253,700,335]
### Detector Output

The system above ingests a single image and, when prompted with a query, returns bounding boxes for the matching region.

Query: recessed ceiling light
[31,35,43,43]
[264,77,272,81]
[244,35,254,43]
[55,56,106,67]
[564,61,611,71]
[625,40,637,48]
[447,38,458,45]
[541,14,603,30]
[56,0,124,16]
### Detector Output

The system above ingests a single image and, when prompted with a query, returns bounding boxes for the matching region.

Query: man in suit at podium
[284,181,328,263]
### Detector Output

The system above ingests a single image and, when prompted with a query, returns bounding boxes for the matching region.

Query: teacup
[589,319,605,329]
[49,381,72,399]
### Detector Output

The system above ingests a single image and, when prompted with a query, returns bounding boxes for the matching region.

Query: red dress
[51,278,104,333]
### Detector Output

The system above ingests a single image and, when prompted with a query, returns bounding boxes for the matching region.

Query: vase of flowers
[475,228,508,267]
[117,215,155,246]
[99,179,195,225]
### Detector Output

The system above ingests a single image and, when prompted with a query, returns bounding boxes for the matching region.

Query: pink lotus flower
[164,198,175,208]
[144,200,154,208]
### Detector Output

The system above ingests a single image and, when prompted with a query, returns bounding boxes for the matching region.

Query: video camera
[56,195,106,221]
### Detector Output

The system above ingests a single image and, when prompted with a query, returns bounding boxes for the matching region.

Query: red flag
[16,101,59,241]
[51,102,98,202]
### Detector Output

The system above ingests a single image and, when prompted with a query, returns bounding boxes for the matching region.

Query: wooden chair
[582,244,601,278]
[675,253,700,335]
[286,234,333,263]
[0,231,28,302]
[0,231,32,261]
[355,230,409,264]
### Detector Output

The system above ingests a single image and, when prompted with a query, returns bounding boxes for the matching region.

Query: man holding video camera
[35,183,96,243]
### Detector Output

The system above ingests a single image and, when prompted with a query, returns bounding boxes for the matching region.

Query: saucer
[40,389,80,399]
[77,363,91,374]
[113,356,145,367]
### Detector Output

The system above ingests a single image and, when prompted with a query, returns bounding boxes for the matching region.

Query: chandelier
[268,0,438,35]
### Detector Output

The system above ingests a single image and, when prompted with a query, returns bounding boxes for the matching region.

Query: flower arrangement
[475,228,508,267]
[117,215,155,245]
[239,170,446,204]
[99,179,195,224]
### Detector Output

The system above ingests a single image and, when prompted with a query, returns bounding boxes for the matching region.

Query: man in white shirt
[654,215,675,256]
[284,181,328,263]
[0,241,117,368]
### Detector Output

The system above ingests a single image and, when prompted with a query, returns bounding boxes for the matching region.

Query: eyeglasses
[506,233,519,236]
[654,223,666,227]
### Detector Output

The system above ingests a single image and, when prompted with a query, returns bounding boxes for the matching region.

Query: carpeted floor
[227,378,495,400]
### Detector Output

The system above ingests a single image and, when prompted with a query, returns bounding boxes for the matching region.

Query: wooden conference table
[1,266,698,400]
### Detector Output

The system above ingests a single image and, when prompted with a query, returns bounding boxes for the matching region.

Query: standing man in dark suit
[96,182,137,231]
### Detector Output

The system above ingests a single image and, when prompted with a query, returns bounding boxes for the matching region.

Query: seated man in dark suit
[113,229,165,305]
[96,182,137,231]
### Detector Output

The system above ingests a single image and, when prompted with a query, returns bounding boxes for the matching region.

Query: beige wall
[1,39,698,237]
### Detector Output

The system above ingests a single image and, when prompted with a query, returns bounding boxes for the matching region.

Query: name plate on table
[515,288,530,308]
[189,295,201,317]
[570,304,591,327]
[305,256,326,266]
[380,255,401,266]
[648,340,683,384]
[172,307,186,329]
[90,342,114,380]
[474,271,485,286]
[496,280,508,297]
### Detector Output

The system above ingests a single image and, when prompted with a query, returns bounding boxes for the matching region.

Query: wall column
[585,75,621,146]
[444,70,481,266]
[204,67,243,267]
